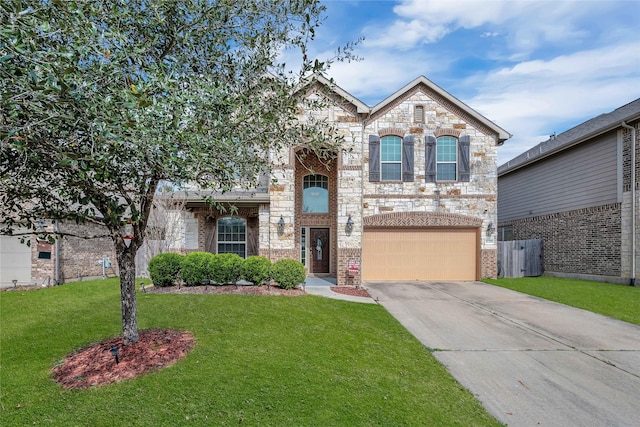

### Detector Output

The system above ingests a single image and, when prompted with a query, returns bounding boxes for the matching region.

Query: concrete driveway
[365,281,640,427]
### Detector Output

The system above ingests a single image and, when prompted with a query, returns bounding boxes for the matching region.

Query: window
[436,136,457,181]
[300,227,307,266]
[381,136,402,180]
[217,217,246,258]
[425,134,470,182]
[303,175,329,213]
[414,105,424,123]
[498,226,513,241]
[369,134,414,182]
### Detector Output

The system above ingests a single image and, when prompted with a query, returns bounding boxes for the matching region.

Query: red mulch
[51,329,195,389]
[144,284,305,296]
[330,286,370,298]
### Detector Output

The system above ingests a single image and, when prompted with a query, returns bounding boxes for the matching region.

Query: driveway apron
[365,281,640,427]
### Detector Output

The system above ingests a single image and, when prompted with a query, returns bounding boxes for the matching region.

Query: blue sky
[304,0,640,165]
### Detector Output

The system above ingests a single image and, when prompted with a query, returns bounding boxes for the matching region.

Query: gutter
[621,121,636,286]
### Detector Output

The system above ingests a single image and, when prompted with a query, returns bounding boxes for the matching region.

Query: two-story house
[498,99,640,285]
[181,75,511,286]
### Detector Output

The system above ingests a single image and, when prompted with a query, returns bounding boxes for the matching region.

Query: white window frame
[436,136,457,181]
[217,217,247,258]
[380,135,402,181]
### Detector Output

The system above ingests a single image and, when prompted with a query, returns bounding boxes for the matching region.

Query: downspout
[54,220,61,285]
[621,121,636,286]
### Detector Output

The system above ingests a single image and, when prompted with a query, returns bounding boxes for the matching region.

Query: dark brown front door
[310,228,330,273]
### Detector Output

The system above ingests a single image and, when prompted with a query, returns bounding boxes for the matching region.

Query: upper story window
[368,134,415,182]
[381,136,402,180]
[414,105,425,123]
[217,217,246,258]
[436,136,458,181]
[303,174,329,213]
[425,134,471,183]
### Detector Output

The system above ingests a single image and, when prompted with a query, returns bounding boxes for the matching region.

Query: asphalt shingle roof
[498,98,640,175]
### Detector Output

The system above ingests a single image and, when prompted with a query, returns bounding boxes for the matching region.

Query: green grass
[1,279,499,426]
[483,277,640,325]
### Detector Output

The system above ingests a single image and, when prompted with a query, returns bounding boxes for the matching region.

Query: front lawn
[483,277,640,325]
[1,279,499,426]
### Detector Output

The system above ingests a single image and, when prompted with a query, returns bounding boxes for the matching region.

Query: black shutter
[369,134,380,182]
[402,135,414,182]
[425,135,436,182]
[458,135,470,182]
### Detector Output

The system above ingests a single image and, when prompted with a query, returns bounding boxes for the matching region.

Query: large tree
[0,1,356,344]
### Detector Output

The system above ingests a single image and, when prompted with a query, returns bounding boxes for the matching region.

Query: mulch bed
[330,286,370,298]
[144,283,305,296]
[51,329,195,389]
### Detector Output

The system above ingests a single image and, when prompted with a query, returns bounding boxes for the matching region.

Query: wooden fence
[498,239,543,278]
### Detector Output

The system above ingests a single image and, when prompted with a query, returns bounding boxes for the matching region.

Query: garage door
[0,233,32,286]
[362,228,478,281]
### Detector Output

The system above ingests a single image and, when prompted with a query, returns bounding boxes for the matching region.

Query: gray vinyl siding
[498,131,619,223]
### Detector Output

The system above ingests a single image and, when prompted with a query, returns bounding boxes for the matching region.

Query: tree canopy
[0,0,357,343]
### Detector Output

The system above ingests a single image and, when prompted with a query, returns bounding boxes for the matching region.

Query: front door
[310,228,330,274]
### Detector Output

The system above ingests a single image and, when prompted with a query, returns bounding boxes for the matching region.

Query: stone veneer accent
[503,203,622,277]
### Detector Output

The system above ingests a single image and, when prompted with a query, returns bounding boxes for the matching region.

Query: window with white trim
[381,135,402,180]
[436,136,457,181]
[303,174,329,213]
[217,217,246,258]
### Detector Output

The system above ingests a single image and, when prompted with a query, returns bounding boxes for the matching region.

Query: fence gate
[498,239,543,278]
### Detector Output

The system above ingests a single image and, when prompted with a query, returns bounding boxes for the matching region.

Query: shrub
[271,259,306,290]
[148,252,184,287]
[210,253,244,284]
[180,252,215,286]
[241,256,272,286]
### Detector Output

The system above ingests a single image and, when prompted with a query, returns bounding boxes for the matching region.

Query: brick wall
[58,222,116,283]
[504,203,622,277]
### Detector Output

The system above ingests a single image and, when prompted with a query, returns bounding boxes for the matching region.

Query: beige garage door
[362,228,478,281]
[0,232,32,286]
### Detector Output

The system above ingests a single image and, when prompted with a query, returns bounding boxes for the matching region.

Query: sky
[303,0,640,165]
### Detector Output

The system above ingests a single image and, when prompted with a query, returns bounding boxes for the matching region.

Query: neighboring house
[180,75,510,286]
[497,99,640,285]
[2,75,511,288]
[0,221,116,287]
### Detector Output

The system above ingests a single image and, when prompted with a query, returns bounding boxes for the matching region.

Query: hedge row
[147,252,306,289]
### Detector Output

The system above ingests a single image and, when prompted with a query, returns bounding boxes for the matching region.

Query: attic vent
[414,105,425,123]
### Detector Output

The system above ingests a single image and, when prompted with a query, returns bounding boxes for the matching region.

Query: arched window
[436,136,457,181]
[217,217,246,258]
[303,174,329,213]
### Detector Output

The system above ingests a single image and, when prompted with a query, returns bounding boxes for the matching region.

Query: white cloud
[465,41,640,163]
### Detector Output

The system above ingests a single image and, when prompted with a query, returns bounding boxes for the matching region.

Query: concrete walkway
[365,281,640,427]
[304,276,375,304]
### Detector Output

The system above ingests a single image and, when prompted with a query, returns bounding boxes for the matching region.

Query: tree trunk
[117,245,139,345]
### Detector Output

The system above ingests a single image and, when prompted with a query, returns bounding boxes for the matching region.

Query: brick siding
[503,203,622,276]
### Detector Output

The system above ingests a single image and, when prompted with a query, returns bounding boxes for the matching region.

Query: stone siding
[266,80,501,284]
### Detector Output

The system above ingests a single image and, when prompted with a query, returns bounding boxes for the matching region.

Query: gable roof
[370,76,512,143]
[499,98,640,175]
[301,74,512,144]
